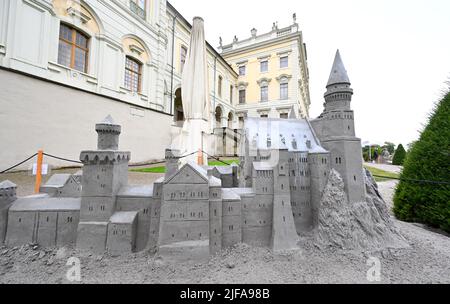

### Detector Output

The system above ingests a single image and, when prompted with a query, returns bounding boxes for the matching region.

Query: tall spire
[327,50,350,87]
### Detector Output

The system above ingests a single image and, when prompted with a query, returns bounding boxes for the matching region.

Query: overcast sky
[169,0,450,147]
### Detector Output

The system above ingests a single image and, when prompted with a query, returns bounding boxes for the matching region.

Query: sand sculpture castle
[0,51,368,255]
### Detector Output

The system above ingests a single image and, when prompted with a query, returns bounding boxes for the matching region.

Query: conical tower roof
[327,50,350,86]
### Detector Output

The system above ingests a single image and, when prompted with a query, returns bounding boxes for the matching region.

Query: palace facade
[0,0,310,169]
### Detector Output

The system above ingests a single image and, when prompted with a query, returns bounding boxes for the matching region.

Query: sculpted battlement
[80,151,131,164]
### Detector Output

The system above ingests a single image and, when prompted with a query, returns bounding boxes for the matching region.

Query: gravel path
[1,181,449,284]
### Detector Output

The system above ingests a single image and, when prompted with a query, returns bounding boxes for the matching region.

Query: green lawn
[131,166,166,174]
[131,159,240,174]
[364,165,400,182]
[133,162,397,182]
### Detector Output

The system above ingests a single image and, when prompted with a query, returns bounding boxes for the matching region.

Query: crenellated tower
[76,115,131,253]
[311,50,365,203]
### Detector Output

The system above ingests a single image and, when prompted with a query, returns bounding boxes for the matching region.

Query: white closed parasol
[180,17,210,165]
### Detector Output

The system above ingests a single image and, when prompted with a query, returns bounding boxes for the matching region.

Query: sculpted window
[124,56,142,93]
[58,24,89,73]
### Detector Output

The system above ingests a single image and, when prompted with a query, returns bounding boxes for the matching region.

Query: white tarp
[179,17,209,165]
[181,17,209,120]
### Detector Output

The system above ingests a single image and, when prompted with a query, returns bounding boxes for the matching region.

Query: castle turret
[324,50,353,112]
[310,50,365,203]
[77,116,130,253]
[164,149,180,180]
[271,147,299,252]
[96,115,121,150]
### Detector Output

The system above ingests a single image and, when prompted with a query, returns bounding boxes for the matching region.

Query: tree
[383,142,396,155]
[392,144,406,165]
[362,145,381,162]
[393,90,450,233]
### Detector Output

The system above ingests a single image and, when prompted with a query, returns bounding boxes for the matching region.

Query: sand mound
[316,169,408,251]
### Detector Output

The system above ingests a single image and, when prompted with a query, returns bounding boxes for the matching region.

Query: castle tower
[271,147,299,252]
[96,115,121,150]
[0,180,17,244]
[164,149,180,180]
[312,50,365,203]
[76,116,130,253]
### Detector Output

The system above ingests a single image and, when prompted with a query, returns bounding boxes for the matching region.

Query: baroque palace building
[0,0,311,169]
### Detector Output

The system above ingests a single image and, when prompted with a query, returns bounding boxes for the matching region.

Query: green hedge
[393,90,450,232]
[392,144,406,165]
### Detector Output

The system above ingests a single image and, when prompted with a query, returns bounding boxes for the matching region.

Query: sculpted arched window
[58,24,89,72]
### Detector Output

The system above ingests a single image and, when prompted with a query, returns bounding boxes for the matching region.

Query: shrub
[393,90,450,232]
[392,144,406,165]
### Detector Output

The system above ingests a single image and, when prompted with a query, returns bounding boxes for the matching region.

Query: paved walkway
[364,162,403,174]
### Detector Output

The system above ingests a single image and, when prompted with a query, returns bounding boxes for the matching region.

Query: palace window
[218,75,223,97]
[130,0,146,19]
[260,60,268,73]
[180,45,187,72]
[280,56,289,68]
[58,24,89,73]
[280,113,288,119]
[230,85,233,103]
[239,65,246,76]
[239,117,244,128]
[260,114,268,118]
[124,56,142,93]
[260,85,268,102]
[239,89,246,104]
[280,82,289,100]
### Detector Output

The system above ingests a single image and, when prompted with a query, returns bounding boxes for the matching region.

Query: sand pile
[315,169,408,251]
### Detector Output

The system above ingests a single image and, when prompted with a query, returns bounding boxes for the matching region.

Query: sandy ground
[0,177,449,284]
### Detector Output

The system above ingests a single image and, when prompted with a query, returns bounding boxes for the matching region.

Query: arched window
[58,24,89,73]
[228,112,234,129]
[124,56,142,93]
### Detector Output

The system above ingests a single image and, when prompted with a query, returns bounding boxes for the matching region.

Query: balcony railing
[130,0,146,20]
